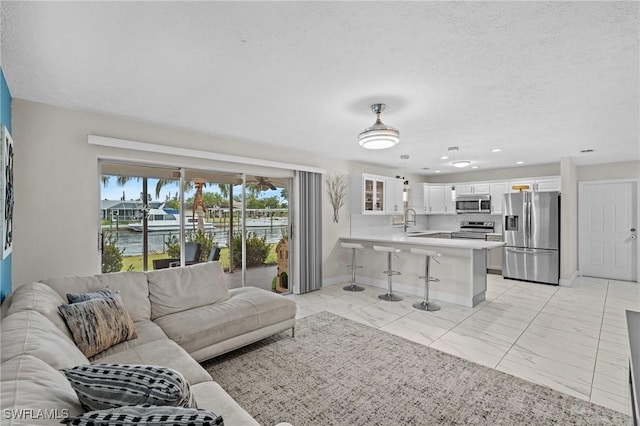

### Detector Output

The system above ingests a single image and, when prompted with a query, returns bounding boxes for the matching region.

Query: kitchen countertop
[341,233,505,250]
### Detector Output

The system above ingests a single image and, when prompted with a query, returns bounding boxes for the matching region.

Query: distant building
[100,200,163,222]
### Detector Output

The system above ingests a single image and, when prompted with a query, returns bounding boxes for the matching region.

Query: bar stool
[411,248,442,311]
[341,242,365,292]
[373,245,402,302]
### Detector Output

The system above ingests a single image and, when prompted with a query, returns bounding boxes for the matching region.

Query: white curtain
[298,171,323,293]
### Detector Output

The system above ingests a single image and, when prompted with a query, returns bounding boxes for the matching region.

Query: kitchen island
[339,233,504,307]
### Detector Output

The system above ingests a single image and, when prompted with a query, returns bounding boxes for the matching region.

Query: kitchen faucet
[403,208,416,233]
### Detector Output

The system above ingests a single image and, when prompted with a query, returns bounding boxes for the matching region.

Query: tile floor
[286,274,639,416]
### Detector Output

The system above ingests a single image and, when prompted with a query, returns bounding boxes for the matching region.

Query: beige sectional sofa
[0,261,296,425]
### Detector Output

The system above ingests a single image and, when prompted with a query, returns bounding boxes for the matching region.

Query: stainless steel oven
[451,221,495,239]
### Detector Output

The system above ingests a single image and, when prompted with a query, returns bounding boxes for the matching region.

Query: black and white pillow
[58,294,137,358]
[63,405,224,426]
[67,287,113,304]
[62,364,196,411]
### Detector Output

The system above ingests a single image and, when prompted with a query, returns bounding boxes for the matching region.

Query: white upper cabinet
[352,174,407,215]
[352,174,385,214]
[409,183,428,213]
[410,183,451,214]
[427,185,446,214]
[509,177,561,193]
[444,185,456,214]
[385,178,404,214]
[455,183,490,195]
[490,182,509,214]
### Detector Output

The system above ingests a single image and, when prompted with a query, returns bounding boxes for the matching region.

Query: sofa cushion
[5,281,73,339]
[90,320,168,362]
[0,311,89,369]
[146,262,229,320]
[41,270,151,321]
[62,363,196,411]
[58,294,137,358]
[63,405,223,426]
[94,339,212,386]
[66,287,112,303]
[153,287,295,355]
[1,355,85,425]
[191,381,259,426]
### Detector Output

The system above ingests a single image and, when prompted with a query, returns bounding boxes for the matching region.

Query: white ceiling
[1,1,638,175]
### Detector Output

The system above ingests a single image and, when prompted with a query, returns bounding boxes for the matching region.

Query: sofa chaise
[0,261,297,425]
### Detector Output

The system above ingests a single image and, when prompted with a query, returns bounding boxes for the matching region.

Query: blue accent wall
[0,67,12,302]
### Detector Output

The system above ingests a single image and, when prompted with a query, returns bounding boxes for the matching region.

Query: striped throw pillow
[63,405,223,425]
[62,364,197,411]
[58,294,137,357]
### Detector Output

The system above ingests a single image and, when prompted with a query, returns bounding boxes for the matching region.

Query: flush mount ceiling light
[448,146,471,168]
[358,103,399,150]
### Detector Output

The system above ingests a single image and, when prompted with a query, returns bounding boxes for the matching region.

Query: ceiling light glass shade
[453,160,471,168]
[358,104,399,150]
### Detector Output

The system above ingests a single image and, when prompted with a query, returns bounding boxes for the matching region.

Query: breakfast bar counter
[339,234,504,307]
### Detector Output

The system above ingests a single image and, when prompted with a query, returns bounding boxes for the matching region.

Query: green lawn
[122,244,277,272]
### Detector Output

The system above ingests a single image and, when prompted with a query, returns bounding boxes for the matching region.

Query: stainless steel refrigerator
[503,191,560,285]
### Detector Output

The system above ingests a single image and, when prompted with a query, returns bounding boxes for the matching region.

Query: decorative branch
[326,173,348,223]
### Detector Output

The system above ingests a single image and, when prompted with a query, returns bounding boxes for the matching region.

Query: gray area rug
[202,312,631,425]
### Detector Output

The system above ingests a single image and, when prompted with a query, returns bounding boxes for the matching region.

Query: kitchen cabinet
[455,183,490,195]
[410,184,452,214]
[444,185,456,214]
[409,183,428,214]
[352,174,385,214]
[490,182,509,214]
[427,185,446,214]
[385,178,404,214]
[486,234,503,273]
[509,177,560,193]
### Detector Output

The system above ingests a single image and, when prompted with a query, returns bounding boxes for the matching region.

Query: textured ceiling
[1,1,638,175]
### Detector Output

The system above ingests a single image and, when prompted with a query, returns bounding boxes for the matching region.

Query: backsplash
[350,213,502,235]
[351,214,428,236]
[428,213,503,234]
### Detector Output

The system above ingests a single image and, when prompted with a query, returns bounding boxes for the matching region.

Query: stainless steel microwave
[455,194,491,213]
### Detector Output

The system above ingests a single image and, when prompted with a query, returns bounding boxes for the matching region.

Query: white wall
[12,99,351,286]
[560,158,578,282]
[577,161,640,181]
[423,163,560,183]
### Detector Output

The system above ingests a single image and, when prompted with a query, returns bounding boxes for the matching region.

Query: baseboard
[559,270,578,287]
[322,275,350,287]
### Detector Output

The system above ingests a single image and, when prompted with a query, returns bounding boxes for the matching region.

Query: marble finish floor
[286,275,639,416]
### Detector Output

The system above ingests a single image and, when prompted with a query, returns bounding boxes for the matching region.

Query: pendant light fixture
[447,146,471,201]
[358,103,400,150]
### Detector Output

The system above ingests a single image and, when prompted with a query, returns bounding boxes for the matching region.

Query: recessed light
[581,149,595,153]
[421,167,430,170]
[471,166,478,169]
[434,170,441,173]
[516,161,524,165]
[440,156,448,160]
[491,148,502,152]
[453,160,471,168]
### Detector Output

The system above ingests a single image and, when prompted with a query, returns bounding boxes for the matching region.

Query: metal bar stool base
[379,293,403,302]
[343,284,365,292]
[413,301,440,311]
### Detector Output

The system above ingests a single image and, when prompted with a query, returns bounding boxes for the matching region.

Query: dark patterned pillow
[63,405,224,425]
[67,287,113,304]
[58,294,137,357]
[62,363,197,411]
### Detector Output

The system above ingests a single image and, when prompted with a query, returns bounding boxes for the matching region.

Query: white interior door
[579,180,638,281]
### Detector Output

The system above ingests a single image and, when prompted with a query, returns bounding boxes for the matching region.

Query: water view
[104,226,287,256]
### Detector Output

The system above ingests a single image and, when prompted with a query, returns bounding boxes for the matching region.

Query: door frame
[578,178,640,283]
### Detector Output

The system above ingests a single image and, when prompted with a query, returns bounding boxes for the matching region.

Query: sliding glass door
[99,161,292,294]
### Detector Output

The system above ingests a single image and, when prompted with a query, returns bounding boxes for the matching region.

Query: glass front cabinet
[352,174,388,215]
